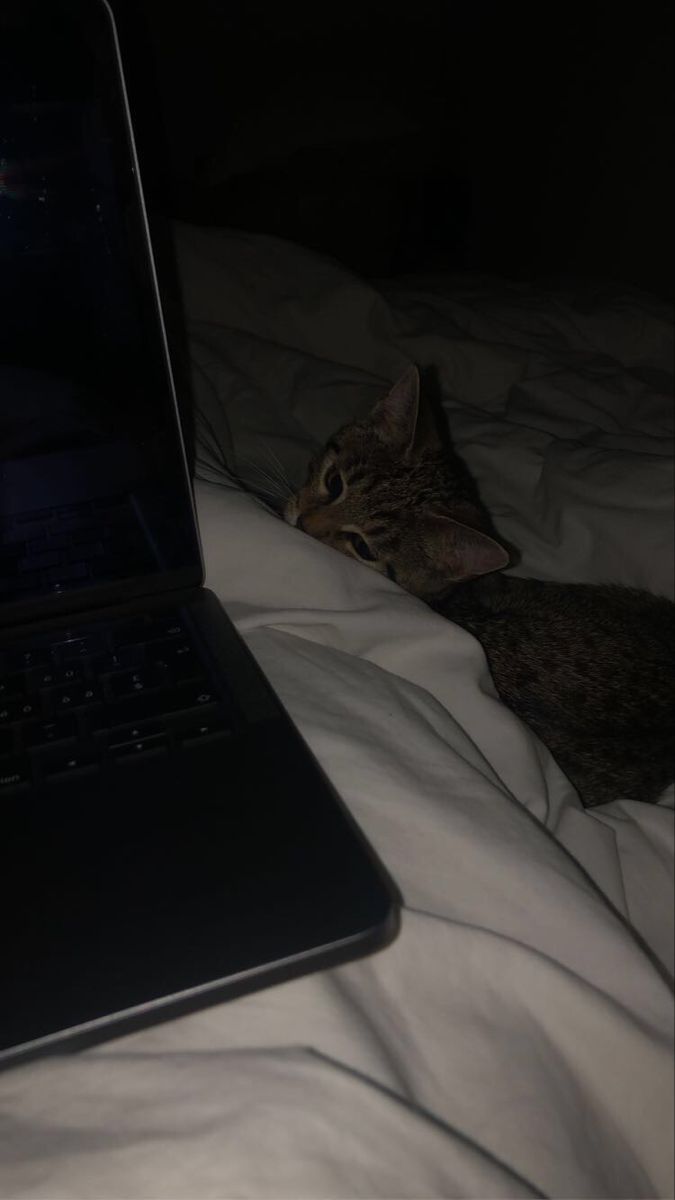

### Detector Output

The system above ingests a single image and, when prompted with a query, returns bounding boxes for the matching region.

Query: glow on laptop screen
[0,0,202,606]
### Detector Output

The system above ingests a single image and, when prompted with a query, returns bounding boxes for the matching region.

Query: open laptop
[0,0,398,1070]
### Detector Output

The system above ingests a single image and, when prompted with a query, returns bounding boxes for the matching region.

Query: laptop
[0,0,398,1070]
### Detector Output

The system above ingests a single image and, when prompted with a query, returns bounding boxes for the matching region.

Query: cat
[284,366,675,807]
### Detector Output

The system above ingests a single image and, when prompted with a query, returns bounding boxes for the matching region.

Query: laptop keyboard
[0,611,233,794]
[0,496,155,600]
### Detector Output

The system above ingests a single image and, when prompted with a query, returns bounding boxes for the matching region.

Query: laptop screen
[0,0,202,611]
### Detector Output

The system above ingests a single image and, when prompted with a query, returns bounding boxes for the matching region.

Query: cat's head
[284,365,509,601]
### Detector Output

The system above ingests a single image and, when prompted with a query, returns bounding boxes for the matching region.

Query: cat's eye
[347,532,377,562]
[323,467,344,503]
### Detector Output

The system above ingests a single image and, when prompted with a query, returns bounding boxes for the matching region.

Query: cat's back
[442,576,674,726]
[438,576,674,804]
[474,576,673,655]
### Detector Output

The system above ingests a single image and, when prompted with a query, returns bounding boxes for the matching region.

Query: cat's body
[285,366,675,807]
[437,574,674,805]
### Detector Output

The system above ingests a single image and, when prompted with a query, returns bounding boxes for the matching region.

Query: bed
[1,224,673,1199]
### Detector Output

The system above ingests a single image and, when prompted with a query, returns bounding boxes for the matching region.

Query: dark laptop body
[0,0,398,1069]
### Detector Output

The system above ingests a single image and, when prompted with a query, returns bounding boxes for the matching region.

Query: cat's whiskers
[242,470,285,499]
[259,442,294,497]
[194,409,235,483]
[237,456,291,506]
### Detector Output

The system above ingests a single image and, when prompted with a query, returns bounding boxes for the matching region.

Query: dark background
[125,0,672,299]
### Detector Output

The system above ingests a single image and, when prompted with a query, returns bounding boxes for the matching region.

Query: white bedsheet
[1,227,673,1199]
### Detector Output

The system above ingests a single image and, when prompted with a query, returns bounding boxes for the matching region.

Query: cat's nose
[297,508,332,538]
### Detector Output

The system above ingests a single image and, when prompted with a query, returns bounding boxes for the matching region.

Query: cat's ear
[423,514,510,580]
[370,365,421,456]
[371,365,443,457]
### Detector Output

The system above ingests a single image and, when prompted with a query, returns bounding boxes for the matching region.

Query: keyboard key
[108,732,168,762]
[5,647,51,671]
[177,716,231,749]
[57,665,85,684]
[45,683,101,713]
[17,697,40,721]
[50,637,87,661]
[147,641,201,681]
[0,730,14,756]
[28,667,58,690]
[0,674,26,701]
[0,698,39,725]
[105,719,166,744]
[92,685,220,731]
[110,620,150,647]
[23,717,78,748]
[169,656,204,684]
[111,642,147,669]
[42,748,99,780]
[148,616,185,639]
[147,638,193,663]
[108,667,167,700]
[27,664,83,691]
[174,683,219,708]
[89,644,144,675]
[0,756,30,793]
[51,635,104,662]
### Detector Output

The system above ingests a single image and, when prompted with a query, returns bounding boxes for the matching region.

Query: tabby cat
[284,366,675,807]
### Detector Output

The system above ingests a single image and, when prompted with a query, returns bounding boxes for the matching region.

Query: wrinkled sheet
[1,226,673,1199]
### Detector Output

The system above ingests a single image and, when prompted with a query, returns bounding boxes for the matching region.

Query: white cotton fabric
[1,226,672,1199]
